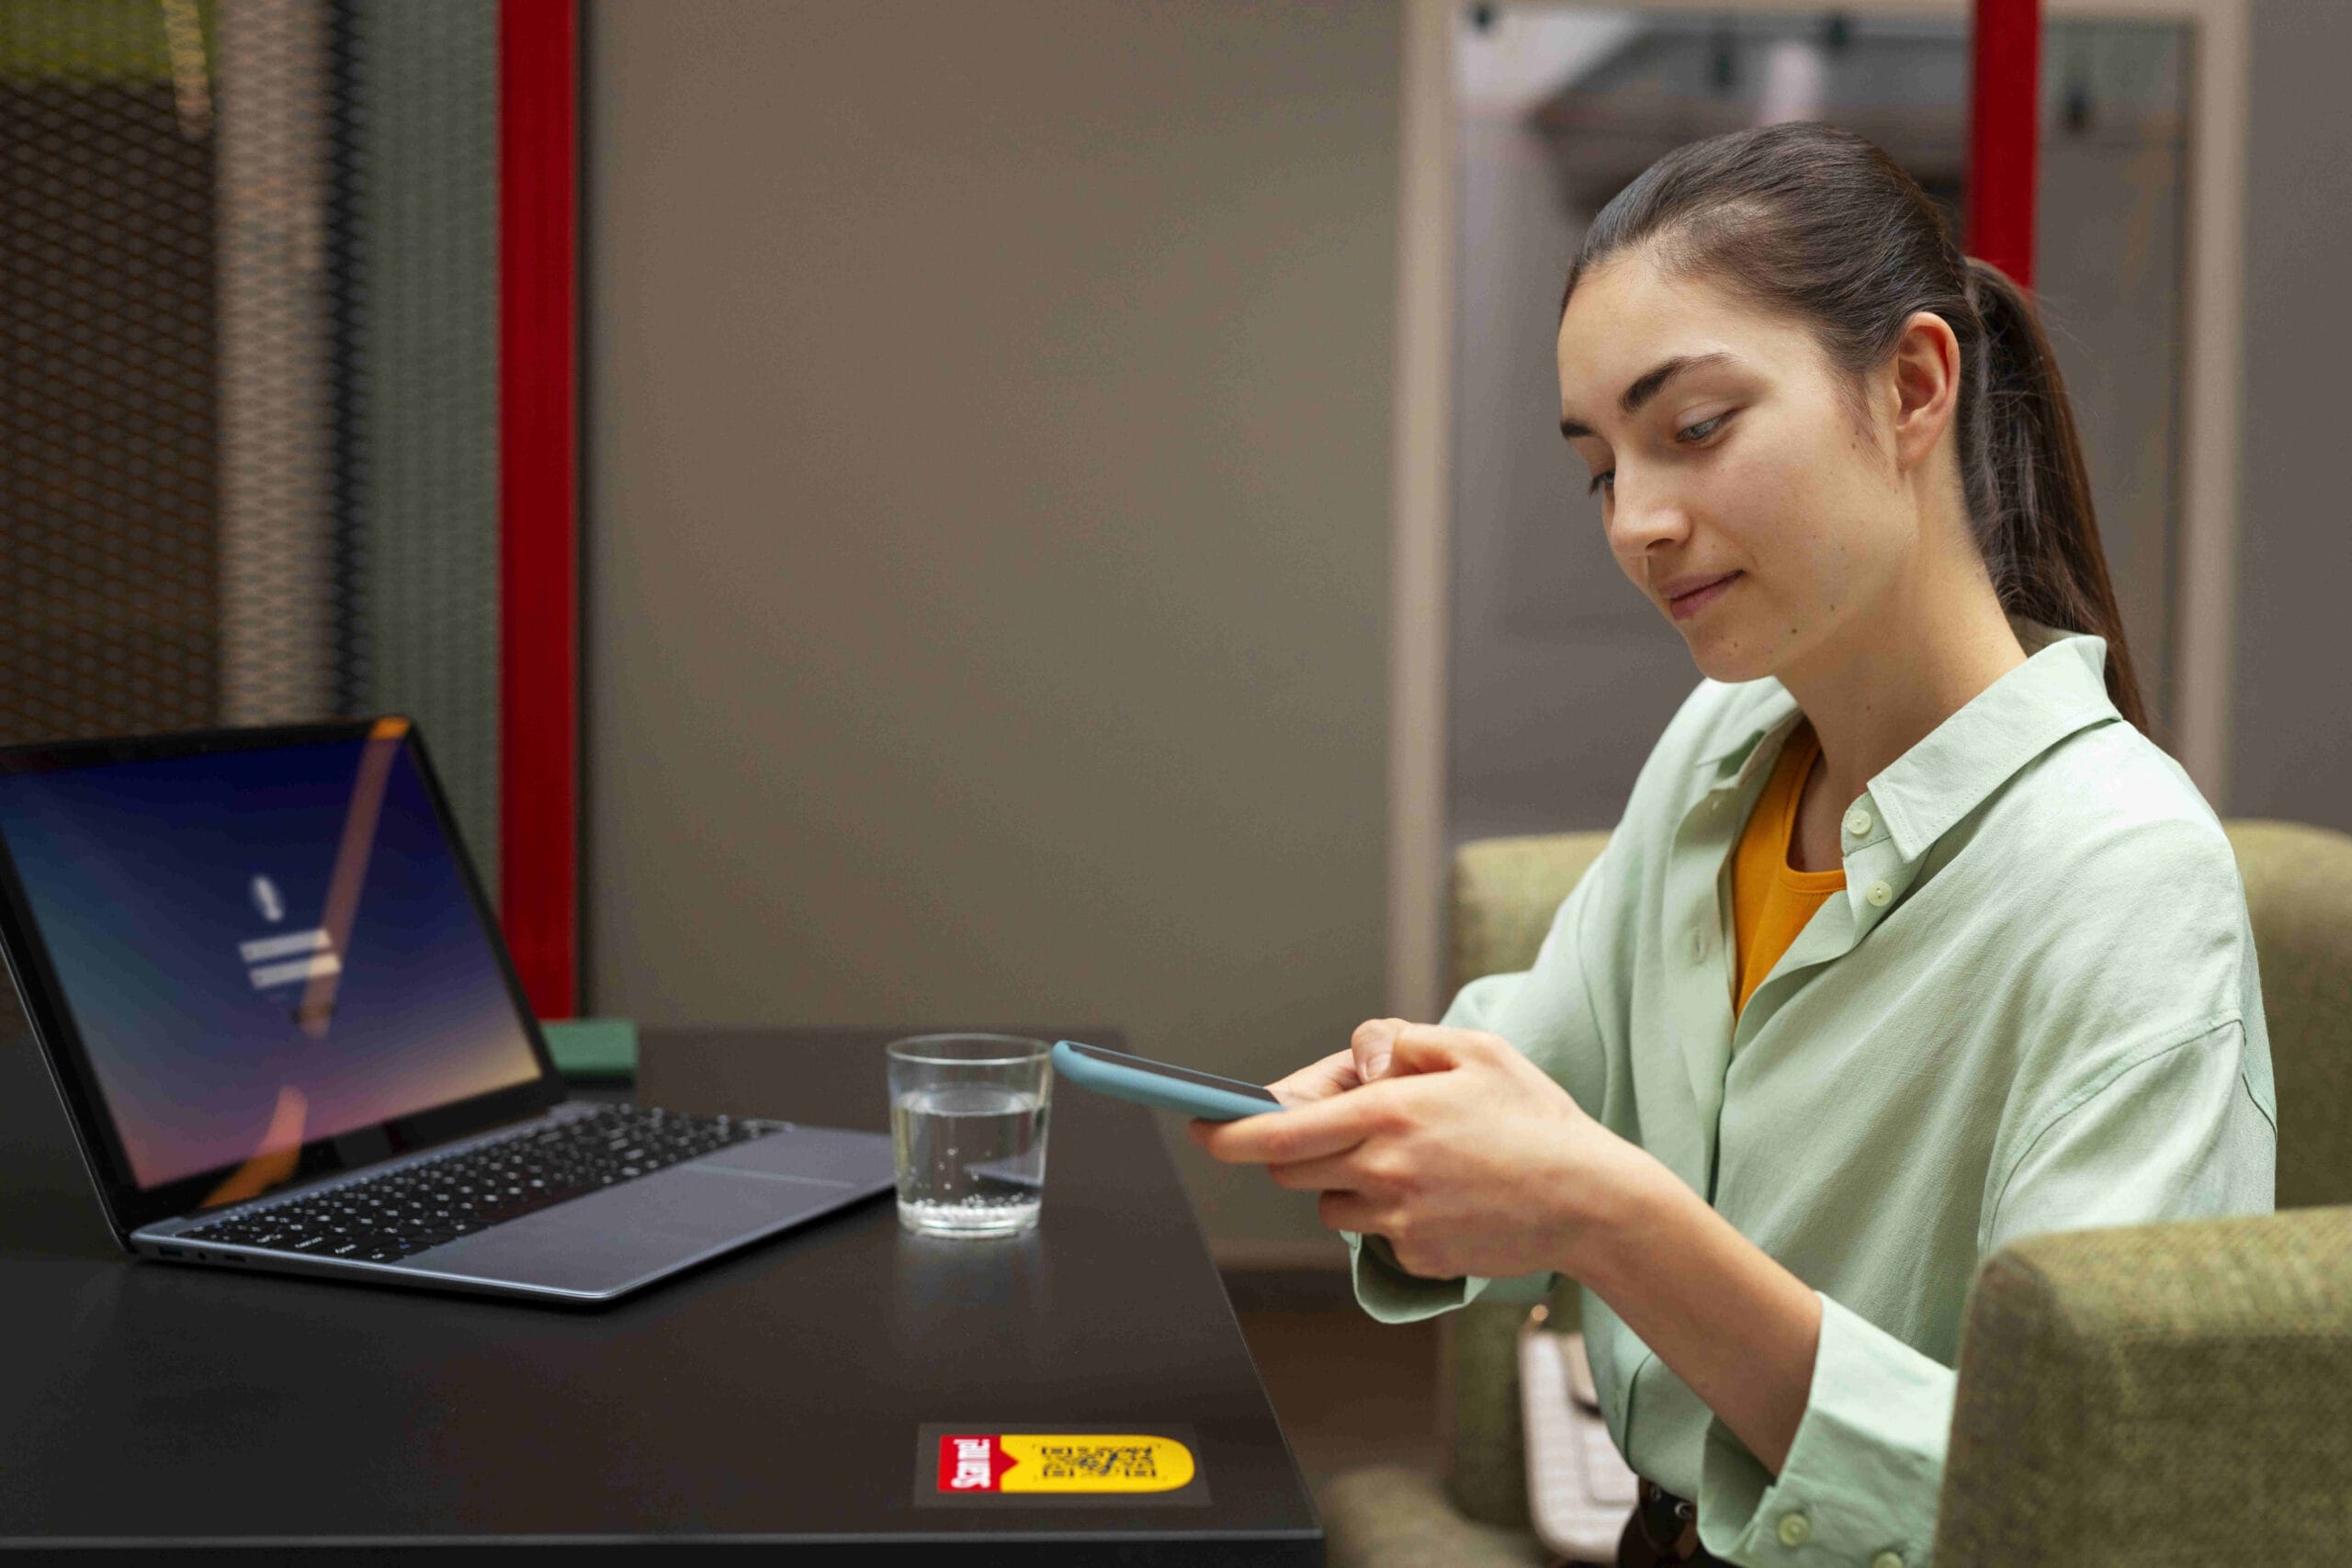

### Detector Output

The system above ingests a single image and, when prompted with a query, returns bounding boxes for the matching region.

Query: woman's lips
[1668,571,1740,621]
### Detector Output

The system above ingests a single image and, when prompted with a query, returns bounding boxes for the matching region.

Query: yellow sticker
[936,1432,1195,1495]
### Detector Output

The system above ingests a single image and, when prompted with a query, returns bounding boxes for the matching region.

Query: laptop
[0,716,897,1305]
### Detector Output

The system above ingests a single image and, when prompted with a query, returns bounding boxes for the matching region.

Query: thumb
[1351,1017,1406,1081]
[1384,1023,1473,1076]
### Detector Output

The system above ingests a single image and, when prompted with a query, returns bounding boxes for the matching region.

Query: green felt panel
[540,1017,639,1081]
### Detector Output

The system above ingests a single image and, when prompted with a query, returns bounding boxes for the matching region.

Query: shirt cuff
[1343,1230,1557,1323]
[1695,1291,1954,1568]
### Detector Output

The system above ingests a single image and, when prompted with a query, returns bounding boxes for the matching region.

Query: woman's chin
[1686,634,1773,686]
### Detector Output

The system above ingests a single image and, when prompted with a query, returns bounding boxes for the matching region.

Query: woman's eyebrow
[1558,351,1738,440]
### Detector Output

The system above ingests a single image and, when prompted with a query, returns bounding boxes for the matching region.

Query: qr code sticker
[1036,1444,1158,1480]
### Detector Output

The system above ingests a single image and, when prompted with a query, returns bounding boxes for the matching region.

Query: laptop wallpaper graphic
[0,723,539,1195]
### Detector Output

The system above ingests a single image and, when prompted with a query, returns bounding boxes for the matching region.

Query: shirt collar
[1693,615,2126,863]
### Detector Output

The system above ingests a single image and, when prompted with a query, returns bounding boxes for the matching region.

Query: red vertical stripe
[1966,0,2041,288]
[497,0,579,1019]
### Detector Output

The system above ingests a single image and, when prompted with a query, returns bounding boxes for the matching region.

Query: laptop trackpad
[401,1125,892,1299]
[695,1122,897,1186]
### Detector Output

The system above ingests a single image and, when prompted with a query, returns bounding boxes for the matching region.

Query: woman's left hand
[1186,1021,1665,1282]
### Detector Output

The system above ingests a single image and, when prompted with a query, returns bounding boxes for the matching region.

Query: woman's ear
[1889,310,1962,473]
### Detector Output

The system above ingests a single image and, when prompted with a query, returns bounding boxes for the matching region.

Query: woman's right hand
[1263,1018,1406,1108]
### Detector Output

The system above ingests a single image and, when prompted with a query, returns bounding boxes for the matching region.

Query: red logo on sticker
[937,1433,1018,1493]
[933,1432,1196,1494]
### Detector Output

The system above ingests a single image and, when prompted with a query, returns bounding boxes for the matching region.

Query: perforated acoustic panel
[0,0,501,894]
[2,3,220,740]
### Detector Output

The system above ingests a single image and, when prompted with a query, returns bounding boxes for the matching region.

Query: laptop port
[158,1247,183,1258]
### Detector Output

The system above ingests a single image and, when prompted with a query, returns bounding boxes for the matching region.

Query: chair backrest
[1448,831,1610,998]
[1450,818,2352,1208]
[2220,820,2352,1208]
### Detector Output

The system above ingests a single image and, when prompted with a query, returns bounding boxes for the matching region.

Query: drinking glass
[885,1033,1052,1237]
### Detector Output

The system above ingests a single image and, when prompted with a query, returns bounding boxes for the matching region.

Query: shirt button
[1866,880,1893,907]
[1691,930,1709,959]
[1844,806,1872,837]
[1871,1553,1905,1568]
[1776,1511,1812,1547]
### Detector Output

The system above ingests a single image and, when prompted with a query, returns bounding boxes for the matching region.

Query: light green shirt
[1347,615,2278,1568]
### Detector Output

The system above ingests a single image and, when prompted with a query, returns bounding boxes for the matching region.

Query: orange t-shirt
[1731,716,1845,1020]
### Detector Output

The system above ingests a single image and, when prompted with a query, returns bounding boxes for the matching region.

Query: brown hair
[1559,121,2154,739]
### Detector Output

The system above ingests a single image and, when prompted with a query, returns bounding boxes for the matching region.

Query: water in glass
[891,1083,1047,1235]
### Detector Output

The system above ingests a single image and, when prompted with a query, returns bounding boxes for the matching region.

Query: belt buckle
[1637,1478,1699,1559]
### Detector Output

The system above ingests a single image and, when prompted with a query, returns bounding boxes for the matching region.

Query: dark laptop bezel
[0,717,566,1245]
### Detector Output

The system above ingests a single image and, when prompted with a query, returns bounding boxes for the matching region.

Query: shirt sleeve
[1695,1292,1953,1568]
[1691,1013,2275,1568]
[1344,833,1623,1324]
[1982,1014,2276,1255]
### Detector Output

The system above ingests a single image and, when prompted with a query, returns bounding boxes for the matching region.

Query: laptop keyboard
[175,1103,787,1265]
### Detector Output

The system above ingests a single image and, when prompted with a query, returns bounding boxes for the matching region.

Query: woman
[1192,123,2276,1568]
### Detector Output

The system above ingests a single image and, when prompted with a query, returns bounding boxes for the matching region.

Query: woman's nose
[1605,472,1692,552]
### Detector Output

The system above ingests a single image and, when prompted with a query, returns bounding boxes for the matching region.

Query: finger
[1316,1188,1385,1235]
[1351,1017,1406,1081]
[1266,1048,1362,1108]
[1195,1079,1402,1166]
[1383,1022,1491,1076]
[1191,1101,1312,1164]
[1265,1145,1389,1193]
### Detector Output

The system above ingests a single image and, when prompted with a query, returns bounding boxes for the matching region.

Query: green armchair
[1322,820,2352,1568]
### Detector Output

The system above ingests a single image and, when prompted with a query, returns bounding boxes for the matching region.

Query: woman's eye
[1587,469,1614,497]
[1676,412,1730,444]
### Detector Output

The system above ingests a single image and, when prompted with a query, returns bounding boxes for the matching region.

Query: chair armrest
[1936,1205,2352,1568]
[1441,1279,1588,1529]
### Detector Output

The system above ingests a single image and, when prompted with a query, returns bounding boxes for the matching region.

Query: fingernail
[1365,1052,1391,1079]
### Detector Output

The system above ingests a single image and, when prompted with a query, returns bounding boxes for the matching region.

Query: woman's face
[1555,246,1913,687]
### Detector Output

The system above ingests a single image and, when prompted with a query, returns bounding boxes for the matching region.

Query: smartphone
[1050,1040,1287,1122]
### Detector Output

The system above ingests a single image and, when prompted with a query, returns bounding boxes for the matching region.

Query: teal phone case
[1050,1040,1285,1122]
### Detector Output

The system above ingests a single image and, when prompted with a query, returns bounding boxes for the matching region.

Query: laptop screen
[0,721,542,1192]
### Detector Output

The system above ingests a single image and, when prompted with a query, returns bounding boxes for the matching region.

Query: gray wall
[2228,0,2352,832]
[583,0,1400,1246]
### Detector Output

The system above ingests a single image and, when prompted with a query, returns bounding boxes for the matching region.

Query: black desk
[0,1025,1322,1563]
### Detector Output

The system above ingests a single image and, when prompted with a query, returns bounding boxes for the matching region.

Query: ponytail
[1561,123,2155,741]
[1960,258,2154,739]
